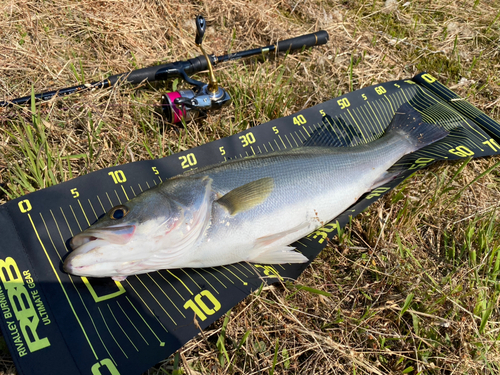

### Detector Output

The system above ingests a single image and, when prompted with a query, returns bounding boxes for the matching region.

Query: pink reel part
[162,91,186,124]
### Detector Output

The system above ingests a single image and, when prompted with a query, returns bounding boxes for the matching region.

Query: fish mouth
[70,224,136,250]
[64,225,136,275]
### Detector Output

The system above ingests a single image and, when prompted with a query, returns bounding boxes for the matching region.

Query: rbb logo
[0,257,50,352]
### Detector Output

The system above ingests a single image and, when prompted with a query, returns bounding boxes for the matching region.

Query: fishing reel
[161,16,231,124]
[2,16,329,115]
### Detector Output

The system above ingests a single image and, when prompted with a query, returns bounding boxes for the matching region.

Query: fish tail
[386,103,448,151]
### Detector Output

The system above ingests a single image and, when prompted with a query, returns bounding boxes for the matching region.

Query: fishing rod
[1,16,329,124]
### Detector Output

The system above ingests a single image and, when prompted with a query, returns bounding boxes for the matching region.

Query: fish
[63,104,448,281]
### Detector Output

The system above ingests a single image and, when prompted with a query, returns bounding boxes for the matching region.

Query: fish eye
[109,205,129,220]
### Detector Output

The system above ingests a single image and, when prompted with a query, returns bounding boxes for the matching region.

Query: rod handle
[107,65,167,85]
[276,30,329,53]
[107,56,212,84]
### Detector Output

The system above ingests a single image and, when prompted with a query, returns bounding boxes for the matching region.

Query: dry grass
[1,0,500,374]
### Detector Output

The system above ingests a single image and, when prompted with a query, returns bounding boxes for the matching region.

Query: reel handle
[195,16,206,46]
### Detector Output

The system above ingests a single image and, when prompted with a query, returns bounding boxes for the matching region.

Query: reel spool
[162,90,196,124]
[161,86,231,124]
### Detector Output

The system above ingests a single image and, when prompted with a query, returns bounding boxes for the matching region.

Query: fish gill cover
[0,73,500,375]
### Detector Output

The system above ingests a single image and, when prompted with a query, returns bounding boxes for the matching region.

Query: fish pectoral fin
[249,246,309,264]
[216,177,274,215]
[112,276,127,282]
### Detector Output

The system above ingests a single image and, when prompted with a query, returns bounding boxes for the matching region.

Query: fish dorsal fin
[216,177,274,215]
[303,115,361,147]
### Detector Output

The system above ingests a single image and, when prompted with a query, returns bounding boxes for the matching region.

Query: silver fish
[63,104,448,281]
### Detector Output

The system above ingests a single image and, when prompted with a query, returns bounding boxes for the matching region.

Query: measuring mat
[0,72,499,375]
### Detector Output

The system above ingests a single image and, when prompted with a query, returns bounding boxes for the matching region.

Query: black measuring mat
[0,72,499,375]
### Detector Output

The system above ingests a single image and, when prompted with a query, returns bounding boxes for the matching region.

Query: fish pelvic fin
[386,103,448,152]
[248,222,312,264]
[249,246,309,264]
[216,177,274,215]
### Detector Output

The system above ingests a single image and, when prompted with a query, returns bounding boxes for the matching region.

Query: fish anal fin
[369,170,402,190]
[249,246,309,264]
[216,177,274,215]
